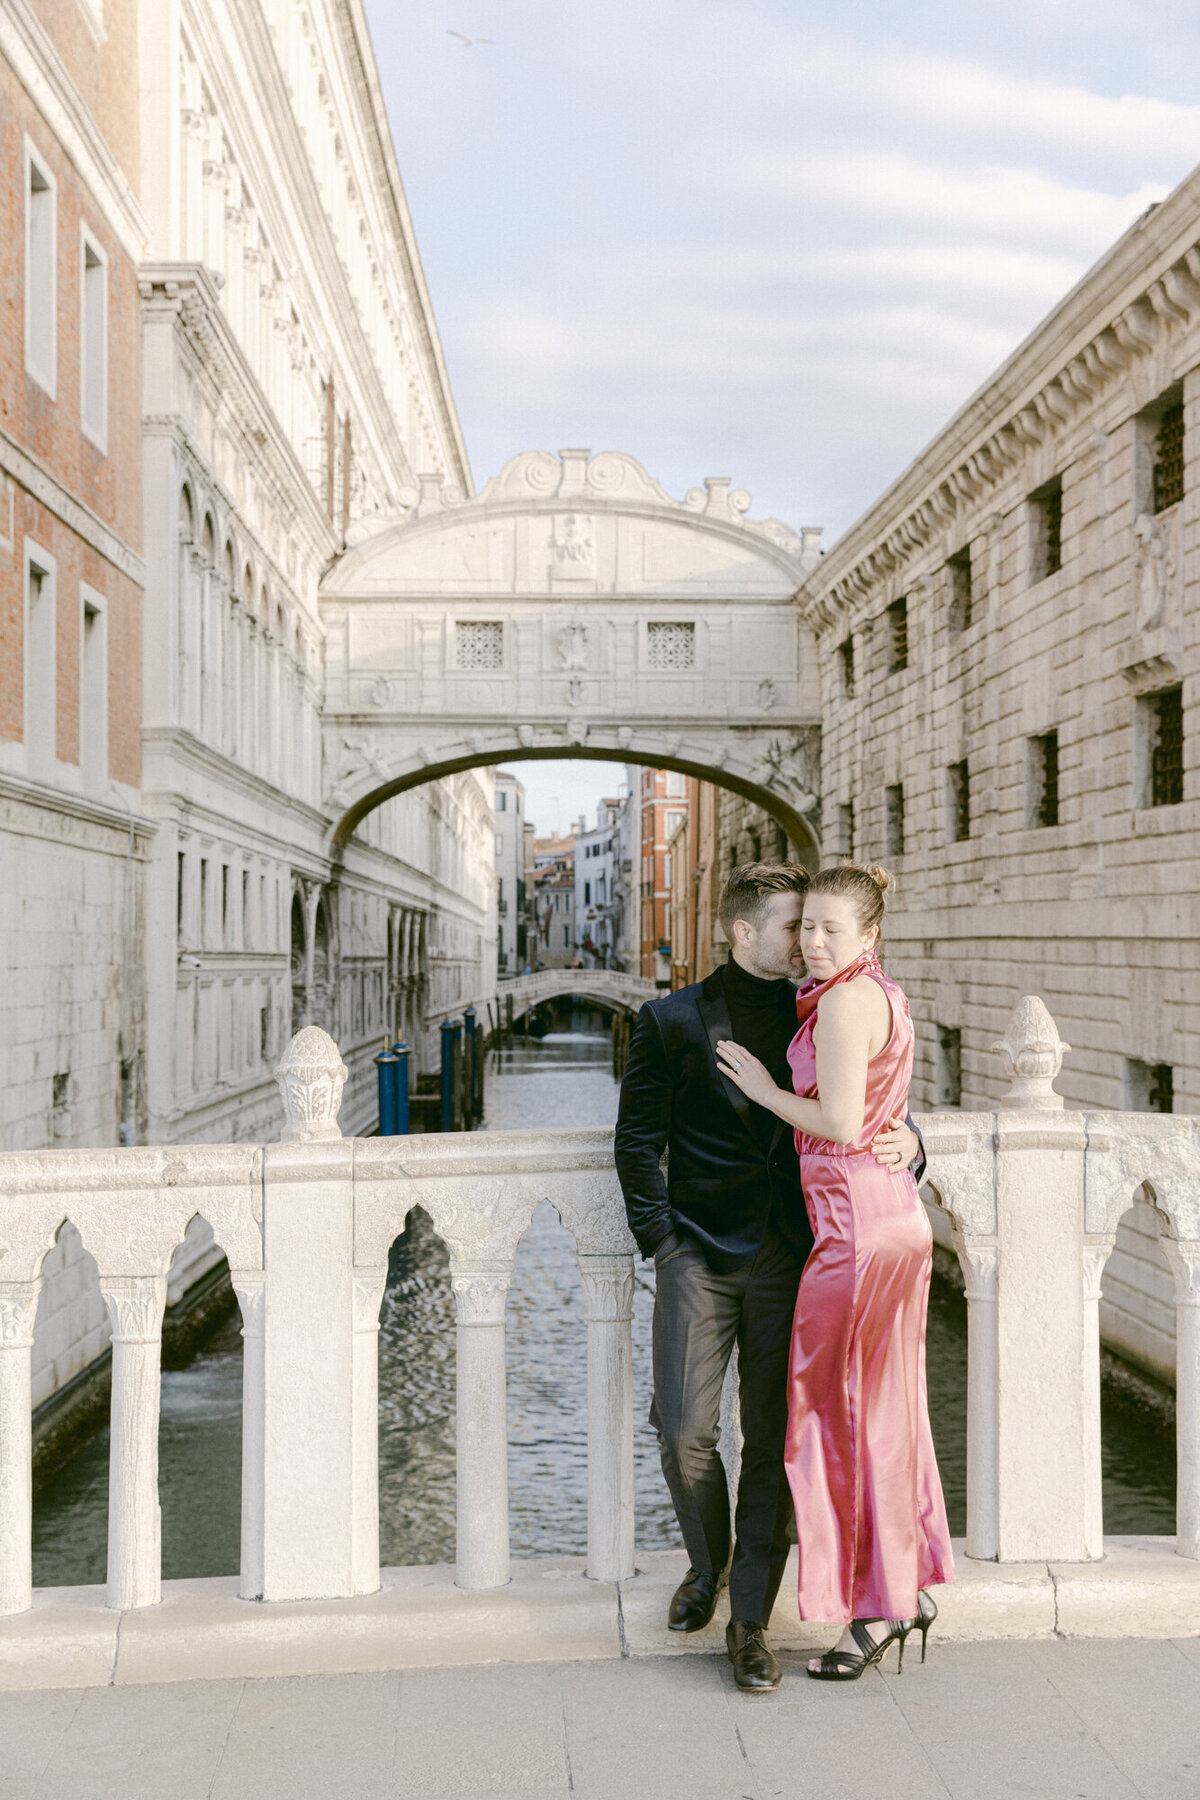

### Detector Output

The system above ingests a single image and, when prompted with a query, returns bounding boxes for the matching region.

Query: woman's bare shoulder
[816,975,887,1018]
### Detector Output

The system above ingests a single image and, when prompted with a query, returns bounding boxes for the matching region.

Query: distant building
[637,769,689,986]
[493,770,527,977]
[532,829,577,967]
[574,797,621,967]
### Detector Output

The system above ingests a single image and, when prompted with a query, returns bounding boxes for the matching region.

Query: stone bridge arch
[500,968,657,1024]
[319,450,825,861]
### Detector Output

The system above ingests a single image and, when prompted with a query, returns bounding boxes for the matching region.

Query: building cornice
[0,425,145,585]
[0,772,155,848]
[799,166,1200,634]
[140,725,335,840]
[0,0,148,262]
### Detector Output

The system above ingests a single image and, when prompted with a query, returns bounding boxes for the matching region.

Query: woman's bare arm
[715,977,889,1145]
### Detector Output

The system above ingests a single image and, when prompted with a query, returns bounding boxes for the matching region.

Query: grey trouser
[650,1225,804,1626]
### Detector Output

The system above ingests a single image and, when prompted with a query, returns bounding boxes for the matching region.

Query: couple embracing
[614,860,954,1692]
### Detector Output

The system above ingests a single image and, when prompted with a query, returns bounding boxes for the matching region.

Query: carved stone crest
[1132,512,1176,633]
[558,622,589,670]
[551,513,595,576]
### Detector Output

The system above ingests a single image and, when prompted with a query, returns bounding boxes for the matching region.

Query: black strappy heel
[806,1616,914,1682]
[914,1588,937,1663]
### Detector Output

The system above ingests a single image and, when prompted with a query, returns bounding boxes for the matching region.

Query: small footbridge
[499,968,656,1025]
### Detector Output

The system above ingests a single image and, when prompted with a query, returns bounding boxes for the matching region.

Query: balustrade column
[352,1266,388,1594]
[955,1239,999,1561]
[450,1265,512,1589]
[576,1253,635,1581]
[1081,1243,1113,1560]
[100,1273,168,1610]
[0,1281,42,1614]
[1161,1238,1200,1559]
[232,1272,266,1600]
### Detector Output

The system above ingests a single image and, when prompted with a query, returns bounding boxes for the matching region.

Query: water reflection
[31,1021,1178,1585]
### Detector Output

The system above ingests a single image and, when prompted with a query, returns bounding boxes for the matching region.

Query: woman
[716,862,953,1680]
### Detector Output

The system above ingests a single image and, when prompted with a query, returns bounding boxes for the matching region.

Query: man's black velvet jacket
[613,962,926,1275]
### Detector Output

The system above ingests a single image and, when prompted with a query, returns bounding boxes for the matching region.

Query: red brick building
[638,768,689,986]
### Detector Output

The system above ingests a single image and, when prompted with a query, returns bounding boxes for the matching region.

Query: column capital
[99,1274,167,1344]
[0,1281,42,1349]
[450,1268,511,1326]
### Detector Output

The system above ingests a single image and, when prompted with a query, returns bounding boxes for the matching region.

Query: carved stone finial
[992,996,1070,1110]
[275,1027,349,1142]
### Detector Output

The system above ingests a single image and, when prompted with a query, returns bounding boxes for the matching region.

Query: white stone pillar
[577,1252,635,1581]
[450,1265,512,1590]
[232,1271,266,1600]
[262,1030,355,1601]
[955,1238,999,1561]
[100,1273,168,1611]
[0,1281,42,1615]
[351,1266,388,1594]
[1161,1238,1200,1559]
[990,998,1092,1562]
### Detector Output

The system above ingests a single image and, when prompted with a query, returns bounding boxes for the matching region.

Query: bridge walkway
[3,1635,1195,1798]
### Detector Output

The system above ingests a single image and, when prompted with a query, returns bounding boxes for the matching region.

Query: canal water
[31,1019,1178,1587]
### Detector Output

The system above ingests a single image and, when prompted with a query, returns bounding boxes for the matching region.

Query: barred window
[647,622,696,669]
[838,635,855,698]
[887,597,908,672]
[1153,402,1184,514]
[947,760,970,842]
[885,783,905,857]
[1144,685,1183,807]
[947,547,973,633]
[1028,731,1059,828]
[838,801,854,860]
[937,1026,962,1108]
[1127,1057,1173,1114]
[455,621,503,669]
[1030,477,1062,582]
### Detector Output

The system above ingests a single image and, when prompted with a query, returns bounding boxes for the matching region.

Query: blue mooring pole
[440,1020,456,1132]
[463,1006,478,1122]
[375,1041,399,1136]
[392,1040,411,1135]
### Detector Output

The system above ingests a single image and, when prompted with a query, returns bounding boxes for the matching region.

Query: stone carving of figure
[551,513,594,569]
[757,678,777,711]
[750,735,819,813]
[1133,512,1175,633]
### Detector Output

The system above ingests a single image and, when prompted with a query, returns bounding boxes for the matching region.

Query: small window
[837,802,854,860]
[80,231,107,449]
[647,622,696,670]
[838,635,855,698]
[947,547,973,633]
[664,771,687,798]
[199,859,210,946]
[242,870,251,947]
[455,621,503,669]
[1029,476,1063,583]
[947,761,970,842]
[1028,731,1059,828]
[887,597,908,673]
[496,791,506,812]
[584,881,591,904]
[176,852,186,938]
[221,866,230,938]
[25,143,56,396]
[1153,402,1184,514]
[885,784,905,857]
[80,590,107,787]
[1138,686,1183,808]
[936,1026,962,1108]
[1127,1058,1173,1114]
[24,547,56,774]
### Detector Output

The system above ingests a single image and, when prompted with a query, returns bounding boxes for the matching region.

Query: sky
[362,0,1200,834]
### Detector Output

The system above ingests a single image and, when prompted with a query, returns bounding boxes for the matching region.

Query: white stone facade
[493,771,526,977]
[574,798,620,968]
[798,168,1200,1387]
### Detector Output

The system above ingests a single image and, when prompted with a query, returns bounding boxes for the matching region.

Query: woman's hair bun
[863,863,893,901]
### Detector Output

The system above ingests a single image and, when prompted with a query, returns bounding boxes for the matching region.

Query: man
[614,862,923,1692]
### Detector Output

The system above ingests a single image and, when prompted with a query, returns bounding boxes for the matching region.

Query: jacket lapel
[697,966,758,1144]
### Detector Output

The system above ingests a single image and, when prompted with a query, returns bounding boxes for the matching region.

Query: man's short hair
[717,861,810,939]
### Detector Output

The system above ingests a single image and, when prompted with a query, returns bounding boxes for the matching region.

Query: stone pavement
[3,1637,1200,1800]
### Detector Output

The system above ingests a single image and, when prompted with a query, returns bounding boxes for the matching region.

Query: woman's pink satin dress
[784,949,954,1622]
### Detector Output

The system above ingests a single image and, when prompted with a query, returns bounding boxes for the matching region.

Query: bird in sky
[448,29,494,46]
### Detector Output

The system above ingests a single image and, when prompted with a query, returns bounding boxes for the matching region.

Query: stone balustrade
[1,1000,1199,1625]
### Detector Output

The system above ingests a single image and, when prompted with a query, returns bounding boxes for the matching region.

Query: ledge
[2,1538,1198,1692]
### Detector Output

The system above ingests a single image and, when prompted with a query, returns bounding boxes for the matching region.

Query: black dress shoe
[667,1566,724,1632]
[726,1619,782,1691]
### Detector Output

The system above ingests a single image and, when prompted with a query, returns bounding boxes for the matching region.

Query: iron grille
[885,783,905,857]
[1153,403,1184,513]
[1032,480,1062,580]
[455,621,503,669]
[888,597,908,672]
[647,622,695,670]
[1150,685,1183,806]
[1034,731,1059,828]
[838,636,855,698]
[937,1025,962,1107]
[838,801,854,860]
[1149,1064,1174,1113]
[948,760,970,841]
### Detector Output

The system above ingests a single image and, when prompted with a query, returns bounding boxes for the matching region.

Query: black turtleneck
[722,955,801,1158]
